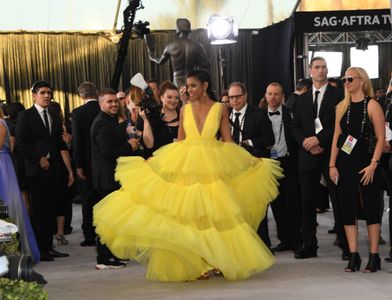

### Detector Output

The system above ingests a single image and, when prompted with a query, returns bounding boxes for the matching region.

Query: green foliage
[0,233,20,255]
[0,278,48,300]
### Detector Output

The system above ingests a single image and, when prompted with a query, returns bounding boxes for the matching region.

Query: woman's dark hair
[159,81,178,99]
[186,70,217,101]
[8,102,25,120]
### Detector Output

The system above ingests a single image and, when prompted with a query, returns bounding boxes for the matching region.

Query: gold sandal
[55,235,69,246]
[197,271,210,280]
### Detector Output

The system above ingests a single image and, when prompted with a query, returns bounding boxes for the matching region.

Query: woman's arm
[60,150,75,187]
[139,108,154,149]
[359,99,385,185]
[219,104,234,143]
[177,107,186,141]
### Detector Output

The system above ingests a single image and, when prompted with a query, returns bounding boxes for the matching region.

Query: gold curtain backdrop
[0,31,180,112]
[0,30,242,113]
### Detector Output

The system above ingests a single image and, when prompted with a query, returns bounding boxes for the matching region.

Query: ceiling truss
[308,31,392,46]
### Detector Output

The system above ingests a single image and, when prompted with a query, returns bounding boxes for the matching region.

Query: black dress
[336,98,381,225]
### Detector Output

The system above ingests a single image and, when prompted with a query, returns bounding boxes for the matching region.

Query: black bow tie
[269,111,280,116]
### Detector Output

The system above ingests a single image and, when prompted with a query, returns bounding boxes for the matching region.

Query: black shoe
[344,252,361,272]
[341,248,350,261]
[272,243,292,252]
[294,246,318,259]
[49,249,69,258]
[80,240,96,247]
[96,258,126,270]
[40,252,54,262]
[328,228,336,234]
[364,253,381,273]
[385,248,392,262]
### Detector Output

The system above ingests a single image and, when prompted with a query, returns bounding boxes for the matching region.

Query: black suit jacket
[71,100,100,170]
[90,111,134,191]
[281,105,298,157]
[291,84,343,170]
[240,105,274,158]
[15,106,67,177]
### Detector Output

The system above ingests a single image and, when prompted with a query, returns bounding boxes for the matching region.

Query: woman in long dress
[94,70,282,281]
[0,108,40,262]
[329,67,385,272]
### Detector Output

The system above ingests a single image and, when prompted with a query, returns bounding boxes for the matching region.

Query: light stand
[207,14,238,96]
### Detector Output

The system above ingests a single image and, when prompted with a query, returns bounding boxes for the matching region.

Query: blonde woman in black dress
[329,67,385,273]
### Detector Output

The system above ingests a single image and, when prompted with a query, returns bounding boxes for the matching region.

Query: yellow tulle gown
[93,102,282,281]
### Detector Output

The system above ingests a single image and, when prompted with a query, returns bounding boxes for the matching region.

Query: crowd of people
[0,56,391,281]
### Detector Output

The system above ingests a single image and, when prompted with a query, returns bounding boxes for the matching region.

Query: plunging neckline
[190,102,217,136]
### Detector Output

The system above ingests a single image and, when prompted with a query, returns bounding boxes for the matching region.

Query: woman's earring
[203,90,207,97]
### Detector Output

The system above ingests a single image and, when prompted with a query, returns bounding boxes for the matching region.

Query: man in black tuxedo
[15,80,74,261]
[91,88,139,269]
[264,83,301,252]
[227,82,274,247]
[291,57,347,259]
[71,82,101,246]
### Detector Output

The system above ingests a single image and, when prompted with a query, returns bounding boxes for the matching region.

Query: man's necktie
[43,109,50,134]
[313,90,320,118]
[269,111,280,116]
[232,112,241,143]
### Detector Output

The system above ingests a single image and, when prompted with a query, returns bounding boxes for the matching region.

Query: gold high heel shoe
[55,235,69,246]
[197,271,210,280]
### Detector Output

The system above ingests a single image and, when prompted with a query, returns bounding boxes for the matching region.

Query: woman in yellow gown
[93,70,282,281]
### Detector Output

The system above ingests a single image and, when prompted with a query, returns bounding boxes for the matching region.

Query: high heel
[197,271,210,280]
[212,269,224,277]
[344,252,361,272]
[55,235,69,246]
[364,253,381,273]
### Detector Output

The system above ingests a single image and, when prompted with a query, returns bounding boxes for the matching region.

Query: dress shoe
[294,246,318,259]
[49,249,69,258]
[40,252,54,262]
[272,243,292,252]
[385,248,392,262]
[80,240,96,247]
[341,248,350,261]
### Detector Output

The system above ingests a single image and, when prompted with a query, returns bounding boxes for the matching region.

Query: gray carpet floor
[35,197,392,300]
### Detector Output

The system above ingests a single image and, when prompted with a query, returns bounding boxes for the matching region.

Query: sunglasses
[341,76,360,83]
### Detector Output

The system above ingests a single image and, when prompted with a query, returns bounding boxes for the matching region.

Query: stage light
[207,14,238,45]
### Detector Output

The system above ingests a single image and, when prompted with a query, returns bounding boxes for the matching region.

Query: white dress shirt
[267,105,288,158]
[34,103,52,134]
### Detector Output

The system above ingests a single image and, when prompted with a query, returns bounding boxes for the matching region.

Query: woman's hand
[139,107,147,120]
[329,166,339,185]
[359,163,377,186]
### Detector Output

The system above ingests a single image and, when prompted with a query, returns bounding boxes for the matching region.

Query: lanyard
[346,98,368,136]
[276,120,284,145]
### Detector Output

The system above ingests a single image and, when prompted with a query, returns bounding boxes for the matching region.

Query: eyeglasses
[228,93,244,101]
[341,76,361,84]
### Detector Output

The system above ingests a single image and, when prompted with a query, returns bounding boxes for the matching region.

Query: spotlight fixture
[207,14,238,45]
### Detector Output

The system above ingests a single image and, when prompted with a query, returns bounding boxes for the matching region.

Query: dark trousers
[80,168,99,241]
[270,156,301,247]
[299,167,347,249]
[257,217,271,247]
[96,189,117,263]
[27,171,58,253]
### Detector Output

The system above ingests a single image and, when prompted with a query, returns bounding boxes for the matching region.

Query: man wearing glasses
[227,81,274,247]
[291,57,348,260]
